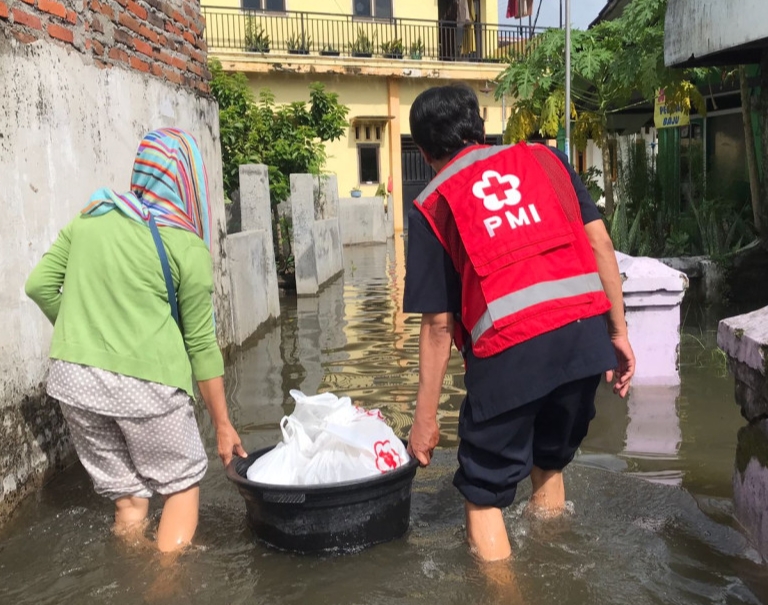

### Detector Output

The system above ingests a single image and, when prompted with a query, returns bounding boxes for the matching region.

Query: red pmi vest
[415,142,612,358]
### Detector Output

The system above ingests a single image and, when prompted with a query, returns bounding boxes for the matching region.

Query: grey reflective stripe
[470,273,605,343]
[415,145,511,206]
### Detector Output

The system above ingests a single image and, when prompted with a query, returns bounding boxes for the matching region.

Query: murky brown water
[2,240,768,604]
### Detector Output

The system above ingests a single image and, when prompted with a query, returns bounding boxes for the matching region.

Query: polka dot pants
[49,361,208,500]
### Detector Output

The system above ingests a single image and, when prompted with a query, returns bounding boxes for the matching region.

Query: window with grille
[353,124,383,143]
[353,0,393,19]
[358,145,380,183]
[242,0,285,11]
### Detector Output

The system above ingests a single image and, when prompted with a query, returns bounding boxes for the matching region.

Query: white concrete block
[226,231,280,346]
[616,252,688,386]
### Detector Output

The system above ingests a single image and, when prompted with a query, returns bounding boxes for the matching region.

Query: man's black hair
[409,84,485,161]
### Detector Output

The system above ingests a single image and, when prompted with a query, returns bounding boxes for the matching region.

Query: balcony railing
[202,7,548,63]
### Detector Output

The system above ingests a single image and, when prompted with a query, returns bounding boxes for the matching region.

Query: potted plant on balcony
[350,28,375,58]
[350,186,362,198]
[381,38,404,59]
[287,32,312,55]
[320,44,340,57]
[409,37,425,60]
[244,20,270,53]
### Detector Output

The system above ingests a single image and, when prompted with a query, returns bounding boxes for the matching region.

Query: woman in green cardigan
[25,128,246,553]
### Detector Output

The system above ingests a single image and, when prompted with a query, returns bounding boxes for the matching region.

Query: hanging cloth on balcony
[460,0,475,55]
[457,0,471,25]
[506,0,533,19]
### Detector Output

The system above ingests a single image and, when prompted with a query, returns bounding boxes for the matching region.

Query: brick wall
[0,0,210,93]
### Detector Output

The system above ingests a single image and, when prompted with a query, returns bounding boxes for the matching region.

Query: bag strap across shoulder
[147,213,181,328]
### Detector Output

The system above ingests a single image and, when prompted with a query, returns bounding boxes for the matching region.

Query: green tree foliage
[209,59,349,205]
[496,0,707,216]
[209,59,349,275]
[606,138,753,258]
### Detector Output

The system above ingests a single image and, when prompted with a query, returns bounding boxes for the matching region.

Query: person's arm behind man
[408,311,454,466]
[584,219,635,397]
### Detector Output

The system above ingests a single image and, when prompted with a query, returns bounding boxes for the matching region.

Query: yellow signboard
[654,89,690,129]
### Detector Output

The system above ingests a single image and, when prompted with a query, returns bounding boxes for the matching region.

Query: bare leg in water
[526,467,566,518]
[114,495,151,549]
[465,503,525,603]
[465,467,568,558]
[144,486,200,602]
[113,485,200,553]
[157,485,199,553]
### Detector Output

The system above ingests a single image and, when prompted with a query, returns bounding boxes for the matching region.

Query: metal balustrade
[202,7,547,63]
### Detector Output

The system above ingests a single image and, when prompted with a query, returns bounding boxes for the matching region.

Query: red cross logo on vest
[472,170,522,211]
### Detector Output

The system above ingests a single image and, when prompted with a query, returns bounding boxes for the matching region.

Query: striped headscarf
[83,128,212,248]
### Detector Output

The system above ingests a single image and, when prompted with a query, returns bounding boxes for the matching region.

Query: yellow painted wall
[480,0,498,25]
[205,0,492,23]
[203,0,497,23]
[246,72,392,198]
[399,78,507,138]
[206,0,440,19]
[245,70,511,221]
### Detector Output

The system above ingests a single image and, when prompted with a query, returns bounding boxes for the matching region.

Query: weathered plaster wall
[290,174,344,296]
[665,0,768,66]
[339,197,394,245]
[226,165,280,347]
[718,307,768,422]
[0,15,231,521]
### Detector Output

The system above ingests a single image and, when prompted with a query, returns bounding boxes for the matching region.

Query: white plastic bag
[246,390,410,486]
[246,416,314,484]
[287,389,350,440]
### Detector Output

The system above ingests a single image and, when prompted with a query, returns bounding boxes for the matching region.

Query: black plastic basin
[226,442,419,554]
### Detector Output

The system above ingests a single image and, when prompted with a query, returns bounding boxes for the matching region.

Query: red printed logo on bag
[355,407,385,421]
[374,440,401,472]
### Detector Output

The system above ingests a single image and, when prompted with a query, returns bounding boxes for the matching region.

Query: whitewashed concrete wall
[339,196,395,245]
[617,252,688,386]
[665,0,768,66]
[719,306,768,561]
[226,165,280,346]
[0,38,231,519]
[290,174,344,296]
[718,307,768,422]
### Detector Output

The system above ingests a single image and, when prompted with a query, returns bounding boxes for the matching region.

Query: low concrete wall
[314,218,344,287]
[290,174,344,296]
[226,165,280,346]
[661,256,724,302]
[718,307,768,421]
[733,421,768,562]
[719,306,768,560]
[339,196,394,245]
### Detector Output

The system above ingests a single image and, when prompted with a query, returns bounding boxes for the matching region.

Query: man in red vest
[404,84,635,561]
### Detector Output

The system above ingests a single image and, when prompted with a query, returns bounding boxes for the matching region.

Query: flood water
[2,239,768,604]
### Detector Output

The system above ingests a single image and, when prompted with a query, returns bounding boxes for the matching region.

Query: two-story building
[201,0,545,230]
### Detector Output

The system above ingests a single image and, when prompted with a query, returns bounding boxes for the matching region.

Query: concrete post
[290,174,319,296]
[318,174,344,275]
[226,165,280,346]
[239,164,272,232]
[616,253,688,487]
[617,252,688,385]
[320,175,340,219]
